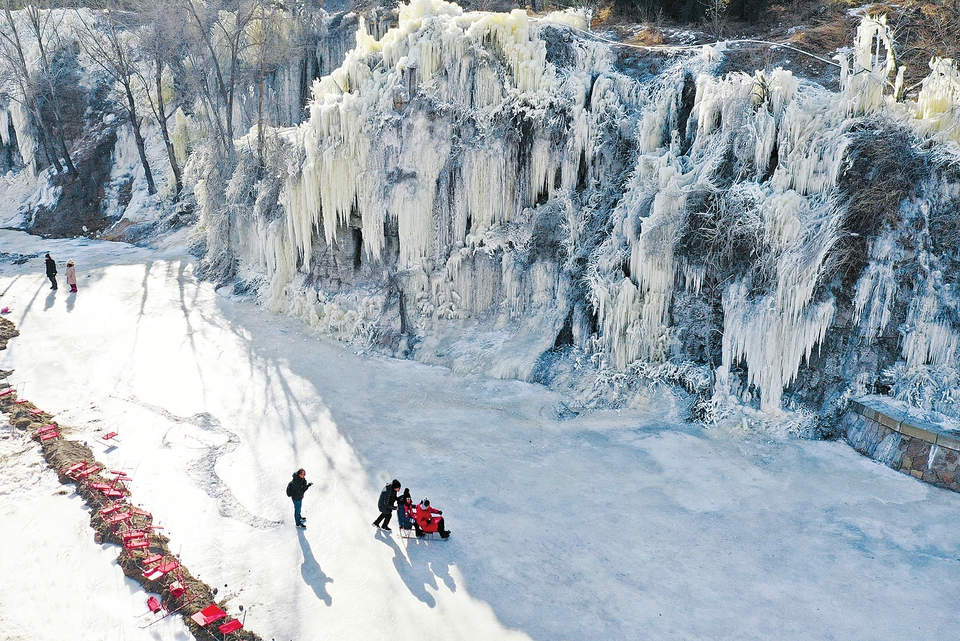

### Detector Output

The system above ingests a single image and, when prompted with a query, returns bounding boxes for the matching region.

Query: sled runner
[400,528,449,541]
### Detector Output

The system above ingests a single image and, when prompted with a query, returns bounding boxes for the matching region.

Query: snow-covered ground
[1,230,960,641]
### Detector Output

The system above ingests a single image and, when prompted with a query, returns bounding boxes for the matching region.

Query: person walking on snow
[373,479,401,531]
[65,259,77,293]
[286,468,312,529]
[44,254,57,290]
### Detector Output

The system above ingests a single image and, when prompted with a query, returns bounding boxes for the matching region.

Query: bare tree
[248,1,296,170]
[0,0,62,172]
[700,0,727,40]
[133,0,185,196]
[22,2,76,175]
[181,0,260,157]
[75,4,156,194]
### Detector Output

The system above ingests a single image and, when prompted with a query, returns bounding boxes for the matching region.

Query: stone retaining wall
[842,398,960,493]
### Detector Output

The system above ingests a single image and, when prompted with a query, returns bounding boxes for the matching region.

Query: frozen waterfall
[73,1,960,423]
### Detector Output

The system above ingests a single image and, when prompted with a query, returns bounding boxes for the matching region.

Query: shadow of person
[66,292,76,313]
[375,529,438,607]
[297,529,333,606]
[43,288,56,311]
[430,558,456,593]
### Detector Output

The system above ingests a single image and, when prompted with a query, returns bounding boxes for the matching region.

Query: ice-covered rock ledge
[843,397,960,492]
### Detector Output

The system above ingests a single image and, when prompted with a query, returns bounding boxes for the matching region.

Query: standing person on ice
[372,479,401,531]
[44,254,57,290]
[65,260,77,293]
[286,468,312,529]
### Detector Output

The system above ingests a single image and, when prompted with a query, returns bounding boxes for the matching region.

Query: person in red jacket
[415,498,450,539]
[397,489,419,533]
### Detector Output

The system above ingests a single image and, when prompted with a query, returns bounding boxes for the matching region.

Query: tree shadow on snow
[376,529,450,606]
[297,529,333,605]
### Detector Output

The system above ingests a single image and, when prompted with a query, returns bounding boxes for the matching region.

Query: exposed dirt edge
[0,316,261,641]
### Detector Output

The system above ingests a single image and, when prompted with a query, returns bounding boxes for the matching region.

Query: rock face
[30,126,120,238]
[843,398,960,493]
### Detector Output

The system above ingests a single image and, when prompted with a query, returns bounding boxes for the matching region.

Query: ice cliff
[4,1,960,430]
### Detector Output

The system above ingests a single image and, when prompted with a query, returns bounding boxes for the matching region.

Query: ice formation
[3,1,960,421]
[195,2,960,419]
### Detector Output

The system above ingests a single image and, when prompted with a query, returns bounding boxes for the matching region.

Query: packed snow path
[1,230,960,641]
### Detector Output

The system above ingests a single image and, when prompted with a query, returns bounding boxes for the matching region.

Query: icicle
[838,14,896,116]
[901,274,960,370]
[909,57,960,146]
[8,102,35,173]
[722,282,836,412]
[0,108,9,146]
[852,236,898,339]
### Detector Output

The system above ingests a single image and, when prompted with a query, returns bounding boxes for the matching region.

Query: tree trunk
[0,4,57,173]
[27,5,76,176]
[154,58,182,196]
[257,37,265,170]
[124,82,156,195]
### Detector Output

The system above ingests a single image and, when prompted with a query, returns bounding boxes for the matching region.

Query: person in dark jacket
[44,254,57,290]
[372,479,401,531]
[286,468,312,529]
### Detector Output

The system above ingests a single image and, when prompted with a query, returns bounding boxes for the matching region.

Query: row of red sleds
[64,459,245,637]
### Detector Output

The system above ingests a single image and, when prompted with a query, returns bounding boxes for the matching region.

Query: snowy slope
[2,231,960,640]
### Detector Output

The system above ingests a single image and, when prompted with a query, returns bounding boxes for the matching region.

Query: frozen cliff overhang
[195,3,960,426]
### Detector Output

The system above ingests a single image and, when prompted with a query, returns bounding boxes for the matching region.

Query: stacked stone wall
[843,399,960,493]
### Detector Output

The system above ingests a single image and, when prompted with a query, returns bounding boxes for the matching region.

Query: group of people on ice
[374,479,451,539]
[44,253,78,292]
[287,472,451,539]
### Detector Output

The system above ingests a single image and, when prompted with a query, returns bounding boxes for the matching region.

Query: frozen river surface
[1,231,959,641]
